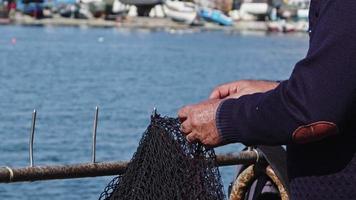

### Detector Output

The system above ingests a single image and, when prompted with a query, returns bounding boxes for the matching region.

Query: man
[178,0,356,199]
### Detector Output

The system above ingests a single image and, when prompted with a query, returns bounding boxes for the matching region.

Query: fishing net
[99,114,225,200]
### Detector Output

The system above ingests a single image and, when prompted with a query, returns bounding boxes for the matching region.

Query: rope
[229,164,289,200]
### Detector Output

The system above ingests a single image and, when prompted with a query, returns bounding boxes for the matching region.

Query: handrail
[0,151,259,183]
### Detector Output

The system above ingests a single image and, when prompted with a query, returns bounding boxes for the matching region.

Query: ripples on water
[0,26,308,199]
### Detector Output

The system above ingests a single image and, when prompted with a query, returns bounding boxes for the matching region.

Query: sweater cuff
[216,98,241,145]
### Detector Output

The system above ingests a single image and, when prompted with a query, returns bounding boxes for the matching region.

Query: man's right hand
[209,80,279,100]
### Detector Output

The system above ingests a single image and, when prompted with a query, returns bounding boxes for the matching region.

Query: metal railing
[0,108,259,183]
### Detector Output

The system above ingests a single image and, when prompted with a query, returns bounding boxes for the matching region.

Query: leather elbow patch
[292,121,338,144]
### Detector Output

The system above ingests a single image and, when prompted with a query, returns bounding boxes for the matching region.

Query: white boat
[149,4,165,18]
[119,0,162,6]
[128,5,137,16]
[119,0,162,16]
[163,1,197,24]
[297,9,309,20]
[239,2,269,21]
[112,0,130,14]
[165,0,196,13]
[240,3,269,15]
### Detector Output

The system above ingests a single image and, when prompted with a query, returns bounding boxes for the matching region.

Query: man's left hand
[178,99,222,147]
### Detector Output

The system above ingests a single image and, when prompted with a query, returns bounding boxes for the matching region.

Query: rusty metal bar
[216,151,259,166]
[0,161,128,183]
[0,151,258,183]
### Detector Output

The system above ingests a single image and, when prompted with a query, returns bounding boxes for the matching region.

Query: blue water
[0,26,308,199]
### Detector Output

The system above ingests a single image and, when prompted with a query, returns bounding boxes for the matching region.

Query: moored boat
[297,8,308,20]
[0,0,10,22]
[163,1,197,25]
[119,0,162,6]
[239,1,270,21]
[198,8,233,26]
[119,0,163,16]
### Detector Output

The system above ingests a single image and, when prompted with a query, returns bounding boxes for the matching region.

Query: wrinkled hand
[209,80,279,100]
[178,99,221,147]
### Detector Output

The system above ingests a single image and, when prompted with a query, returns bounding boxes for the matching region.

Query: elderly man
[178,0,356,199]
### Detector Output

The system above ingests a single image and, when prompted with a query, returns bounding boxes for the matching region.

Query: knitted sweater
[216,0,356,199]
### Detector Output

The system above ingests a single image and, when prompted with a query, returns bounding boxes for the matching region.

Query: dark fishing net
[99,114,225,200]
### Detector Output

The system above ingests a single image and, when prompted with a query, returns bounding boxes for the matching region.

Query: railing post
[29,110,37,167]
[92,106,99,163]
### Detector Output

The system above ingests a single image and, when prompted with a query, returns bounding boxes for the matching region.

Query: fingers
[186,131,200,143]
[180,121,192,135]
[178,105,194,135]
[187,132,218,146]
[209,88,221,99]
[178,107,199,142]
[209,85,231,100]
[178,105,190,122]
[229,85,238,95]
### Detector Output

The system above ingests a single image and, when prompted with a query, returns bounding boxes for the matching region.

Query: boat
[149,4,164,18]
[107,0,130,19]
[163,1,197,24]
[239,1,270,21]
[165,0,196,13]
[0,1,9,23]
[119,0,163,16]
[198,8,233,26]
[119,0,162,6]
[22,3,45,18]
[297,9,308,20]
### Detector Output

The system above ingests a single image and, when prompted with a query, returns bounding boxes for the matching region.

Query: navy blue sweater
[216,0,356,199]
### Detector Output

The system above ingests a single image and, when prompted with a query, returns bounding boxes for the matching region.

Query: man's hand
[178,99,221,147]
[209,80,279,100]
[177,80,279,146]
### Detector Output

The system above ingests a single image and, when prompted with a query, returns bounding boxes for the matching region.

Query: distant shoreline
[1,16,309,33]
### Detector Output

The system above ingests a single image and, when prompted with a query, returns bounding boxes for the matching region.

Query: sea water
[0,26,308,199]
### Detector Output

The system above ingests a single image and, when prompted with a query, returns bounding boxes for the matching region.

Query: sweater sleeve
[216,0,356,146]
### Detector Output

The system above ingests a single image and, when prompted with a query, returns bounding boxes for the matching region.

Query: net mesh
[99,114,225,200]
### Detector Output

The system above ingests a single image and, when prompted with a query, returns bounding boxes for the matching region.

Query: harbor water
[0,26,308,199]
